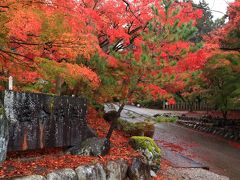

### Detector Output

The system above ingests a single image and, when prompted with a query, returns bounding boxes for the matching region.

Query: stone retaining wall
[177,119,240,142]
[0,91,96,163]
[6,157,152,180]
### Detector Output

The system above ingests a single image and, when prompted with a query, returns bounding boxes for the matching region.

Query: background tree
[205,0,240,51]
[201,53,240,121]
[92,0,208,139]
[191,0,216,42]
[182,0,240,121]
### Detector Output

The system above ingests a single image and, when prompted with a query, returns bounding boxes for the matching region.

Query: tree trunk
[106,102,125,140]
[222,111,228,120]
[56,76,64,96]
[220,110,228,127]
[105,76,142,140]
[189,102,193,112]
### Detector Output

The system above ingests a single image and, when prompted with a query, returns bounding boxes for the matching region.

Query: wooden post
[9,76,13,90]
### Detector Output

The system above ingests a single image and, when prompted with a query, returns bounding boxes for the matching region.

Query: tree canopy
[182,0,240,117]
[0,0,239,124]
[0,0,208,101]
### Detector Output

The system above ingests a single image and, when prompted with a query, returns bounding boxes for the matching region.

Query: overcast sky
[192,0,234,20]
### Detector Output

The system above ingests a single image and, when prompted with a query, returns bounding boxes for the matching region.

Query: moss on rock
[129,136,161,172]
[0,107,4,116]
[116,119,154,137]
[129,136,161,155]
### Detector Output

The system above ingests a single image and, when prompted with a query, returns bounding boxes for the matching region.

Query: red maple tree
[0,0,211,139]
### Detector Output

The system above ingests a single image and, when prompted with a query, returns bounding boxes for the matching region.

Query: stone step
[162,149,209,170]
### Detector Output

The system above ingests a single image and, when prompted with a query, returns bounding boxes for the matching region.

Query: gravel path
[162,168,229,180]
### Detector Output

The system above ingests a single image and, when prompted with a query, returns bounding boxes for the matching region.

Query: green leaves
[40,13,70,43]
[0,13,9,47]
[202,53,240,112]
[179,22,197,41]
[190,42,203,52]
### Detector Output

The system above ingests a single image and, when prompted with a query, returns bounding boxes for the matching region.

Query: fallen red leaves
[0,107,140,178]
[186,111,240,119]
[153,159,171,180]
[228,141,240,150]
[156,140,185,153]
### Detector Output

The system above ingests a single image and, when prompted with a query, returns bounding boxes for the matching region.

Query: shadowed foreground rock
[103,111,118,122]
[106,159,128,180]
[0,100,8,163]
[0,90,96,154]
[47,168,78,180]
[127,158,151,180]
[75,163,106,180]
[6,157,153,180]
[67,137,110,156]
[11,175,46,180]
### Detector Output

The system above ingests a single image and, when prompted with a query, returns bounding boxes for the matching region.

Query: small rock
[127,158,151,180]
[87,127,98,137]
[12,175,46,180]
[67,137,110,156]
[106,159,128,180]
[103,111,118,122]
[153,114,161,117]
[150,170,157,177]
[47,168,77,180]
[144,149,153,163]
[224,133,229,138]
[75,163,106,180]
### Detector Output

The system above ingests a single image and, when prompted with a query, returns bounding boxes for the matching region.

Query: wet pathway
[154,123,240,180]
[112,105,240,180]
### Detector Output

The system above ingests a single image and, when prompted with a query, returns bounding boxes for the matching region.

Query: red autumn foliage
[0,0,209,102]
[204,0,240,51]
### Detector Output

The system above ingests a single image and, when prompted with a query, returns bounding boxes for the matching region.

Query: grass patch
[154,116,178,123]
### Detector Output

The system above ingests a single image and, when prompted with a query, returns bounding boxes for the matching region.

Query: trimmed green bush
[154,116,178,123]
[116,119,155,138]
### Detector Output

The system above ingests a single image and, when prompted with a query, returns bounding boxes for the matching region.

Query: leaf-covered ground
[186,111,240,119]
[0,107,140,178]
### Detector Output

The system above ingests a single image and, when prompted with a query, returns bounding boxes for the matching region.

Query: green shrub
[154,116,178,123]
[137,100,164,109]
[0,107,4,116]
